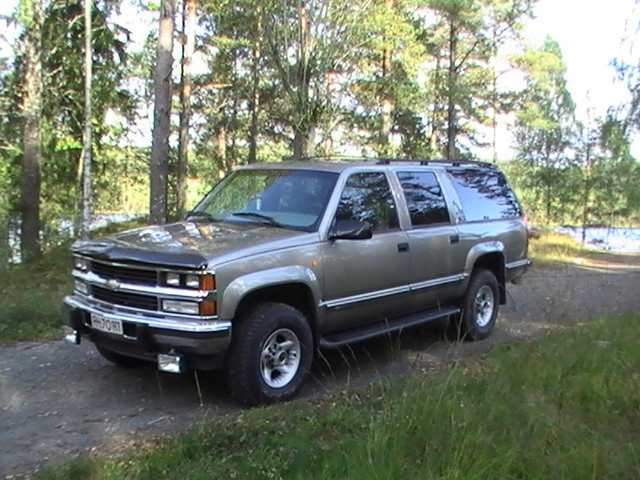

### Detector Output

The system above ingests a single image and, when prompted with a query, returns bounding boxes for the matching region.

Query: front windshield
[190,169,339,231]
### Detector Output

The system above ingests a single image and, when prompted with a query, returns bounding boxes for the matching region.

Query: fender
[464,241,506,275]
[218,265,322,319]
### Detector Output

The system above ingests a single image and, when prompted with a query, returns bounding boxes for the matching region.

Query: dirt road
[1,256,639,477]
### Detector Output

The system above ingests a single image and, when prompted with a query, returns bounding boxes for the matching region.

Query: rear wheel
[225,302,313,406]
[454,269,499,341]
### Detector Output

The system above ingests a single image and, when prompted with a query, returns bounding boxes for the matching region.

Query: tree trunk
[248,8,262,164]
[176,0,196,219]
[20,0,44,262]
[380,0,393,147]
[80,0,93,240]
[293,124,315,160]
[217,125,227,171]
[446,19,457,161]
[150,0,175,225]
[291,1,315,160]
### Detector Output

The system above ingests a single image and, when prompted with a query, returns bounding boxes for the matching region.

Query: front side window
[447,168,521,221]
[335,172,399,231]
[397,171,450,227]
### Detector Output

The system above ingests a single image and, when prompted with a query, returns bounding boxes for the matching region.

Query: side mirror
[329,220,373,240]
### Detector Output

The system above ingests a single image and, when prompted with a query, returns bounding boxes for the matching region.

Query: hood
[71,221,312,269]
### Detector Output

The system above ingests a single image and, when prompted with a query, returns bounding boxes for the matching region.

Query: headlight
[163,273,215,290]
[185,274,200,289]
[73,257,89,271]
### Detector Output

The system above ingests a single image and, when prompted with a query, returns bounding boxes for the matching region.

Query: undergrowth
[0,218,147,345]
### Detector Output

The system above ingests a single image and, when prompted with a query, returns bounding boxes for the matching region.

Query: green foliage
[1,0,638,264]
[511,38,580,225]
[0,0,135,260]
[36,313,640,479]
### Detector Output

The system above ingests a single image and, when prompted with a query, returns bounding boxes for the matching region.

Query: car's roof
[235,158,497,173]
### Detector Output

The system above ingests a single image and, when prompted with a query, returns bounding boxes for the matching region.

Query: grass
[528,231,639,269]
[0,245,72,344]
[527,231,595,268]
[0,218,147,345]
[36,313,640,480]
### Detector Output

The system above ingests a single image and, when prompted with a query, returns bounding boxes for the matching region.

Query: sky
[524,0,637,124]
[1,0,638,156]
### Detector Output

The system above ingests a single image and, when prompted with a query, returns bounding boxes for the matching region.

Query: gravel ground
[1,256,639,478]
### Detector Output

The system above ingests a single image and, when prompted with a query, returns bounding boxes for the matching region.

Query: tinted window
[336,172,399,231]
[447,168,521,221]
[397,171,450,227]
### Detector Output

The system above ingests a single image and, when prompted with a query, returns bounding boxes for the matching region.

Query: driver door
[321,171,412,332]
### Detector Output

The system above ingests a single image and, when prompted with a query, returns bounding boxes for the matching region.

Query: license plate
[91,313,123,335]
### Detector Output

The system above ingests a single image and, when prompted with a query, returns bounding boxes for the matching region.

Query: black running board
[318,306,460,349]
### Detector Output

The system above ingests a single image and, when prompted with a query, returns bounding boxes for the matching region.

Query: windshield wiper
[185,210,219,222]
[231,211,285,228]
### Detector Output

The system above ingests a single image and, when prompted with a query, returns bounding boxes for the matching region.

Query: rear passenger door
[395,170,466,309]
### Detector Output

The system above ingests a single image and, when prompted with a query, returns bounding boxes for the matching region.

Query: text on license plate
[91,313,123,335]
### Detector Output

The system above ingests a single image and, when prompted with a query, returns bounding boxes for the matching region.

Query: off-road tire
[453,268,499,341]
[225,302,313,406]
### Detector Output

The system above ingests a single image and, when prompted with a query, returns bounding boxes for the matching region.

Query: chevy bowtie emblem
[105,279,120,291]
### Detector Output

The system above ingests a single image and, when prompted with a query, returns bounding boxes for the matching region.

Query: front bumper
[63,295,232,370]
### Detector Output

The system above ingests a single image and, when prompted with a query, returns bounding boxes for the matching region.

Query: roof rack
[283,155,366,163]
[282,156,497,169]
[376,158,496,168]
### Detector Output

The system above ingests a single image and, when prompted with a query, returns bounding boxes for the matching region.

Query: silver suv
[63,159,530,405]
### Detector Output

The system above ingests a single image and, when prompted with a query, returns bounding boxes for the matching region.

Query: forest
[1,0,640,264]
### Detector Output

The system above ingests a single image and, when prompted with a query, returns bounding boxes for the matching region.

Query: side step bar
[318,306,460,349]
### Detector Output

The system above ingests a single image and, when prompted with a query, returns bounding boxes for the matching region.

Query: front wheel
[225,302,313,406]
[454,269,500,341]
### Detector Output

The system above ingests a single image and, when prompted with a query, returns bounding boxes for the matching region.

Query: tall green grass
[0,246,72,344]
[38,314,640,480]
[528,232,594,268]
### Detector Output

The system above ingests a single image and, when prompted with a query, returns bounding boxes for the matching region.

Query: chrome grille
[92,285,159,311]
[90,261,159,286]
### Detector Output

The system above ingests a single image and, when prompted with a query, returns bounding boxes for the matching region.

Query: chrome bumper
[63,295,231,334]
[63,295,232,361]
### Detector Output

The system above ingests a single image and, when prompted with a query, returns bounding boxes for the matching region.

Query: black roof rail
[376,158,497,168]
[283,155,369,162]
[281,156,497,169]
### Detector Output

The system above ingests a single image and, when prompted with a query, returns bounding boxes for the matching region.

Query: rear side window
[336,172,399,231]
[396,171,450,227]
[447,168,521,221]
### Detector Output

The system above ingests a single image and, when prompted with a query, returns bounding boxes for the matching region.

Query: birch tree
[80,0,93,239]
